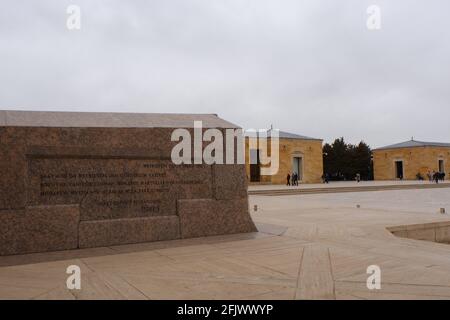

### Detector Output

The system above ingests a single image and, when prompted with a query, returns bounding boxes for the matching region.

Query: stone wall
[373,146,450,180]
[245,138,323,184]
[388,222,450,244]
[0,123,256,255]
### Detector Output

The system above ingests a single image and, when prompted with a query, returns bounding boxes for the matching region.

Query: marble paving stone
[296,244,335,300]
[121,275,287,300]
[2,187,450,299]
[32,285,77,300]
[0,285,48,300]
[335,281,450,298]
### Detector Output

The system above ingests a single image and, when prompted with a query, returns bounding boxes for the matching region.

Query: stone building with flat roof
[373,139,450,180]
[244,129,323,184]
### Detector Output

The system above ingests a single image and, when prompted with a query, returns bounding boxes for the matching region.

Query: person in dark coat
[433,171,440,184]
[286,173,291,186]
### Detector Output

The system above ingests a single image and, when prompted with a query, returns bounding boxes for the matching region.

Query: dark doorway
[439,159,444,173]
[395,161,404,179]
[292,156,303,181]
[250,149,261,182]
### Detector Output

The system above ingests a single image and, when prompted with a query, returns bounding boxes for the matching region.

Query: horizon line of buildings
[244,129,450,184]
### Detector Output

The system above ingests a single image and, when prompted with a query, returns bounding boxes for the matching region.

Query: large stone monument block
[0,111,257,255]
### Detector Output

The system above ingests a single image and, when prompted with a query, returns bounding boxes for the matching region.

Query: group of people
[286,170,446,186]
[286,172,300,186]
[427,170,446,184]
[321,173,360,183]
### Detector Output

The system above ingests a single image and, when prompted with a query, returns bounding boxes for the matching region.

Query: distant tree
[351,141,373,180]
[323,138,373,181]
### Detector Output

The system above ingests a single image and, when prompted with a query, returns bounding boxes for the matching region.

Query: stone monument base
[0,111,257,256]
[0,200,256,255]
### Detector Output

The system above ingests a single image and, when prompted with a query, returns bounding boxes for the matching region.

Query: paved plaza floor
[2,185,450,299]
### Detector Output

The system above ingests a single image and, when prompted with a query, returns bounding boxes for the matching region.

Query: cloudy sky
[1,0,449,147]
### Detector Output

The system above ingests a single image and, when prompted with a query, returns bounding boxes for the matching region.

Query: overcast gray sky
[1,0,449,147]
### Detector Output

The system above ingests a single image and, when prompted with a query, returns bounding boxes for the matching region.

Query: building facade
[245,130,323,184]
[373,140,450,180]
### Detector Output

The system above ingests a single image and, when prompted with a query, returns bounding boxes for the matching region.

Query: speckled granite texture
[178,198,257,238]
[0,205,79,255]
[0,111,256,255]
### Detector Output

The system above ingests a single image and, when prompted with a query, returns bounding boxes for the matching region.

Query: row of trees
[323,138,373,181]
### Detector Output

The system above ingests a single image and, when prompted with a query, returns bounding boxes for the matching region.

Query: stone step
[248,183,450,196]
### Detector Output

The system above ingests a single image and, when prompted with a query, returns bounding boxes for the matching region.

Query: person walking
[286,173,291,186]
[433,171,439,184]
